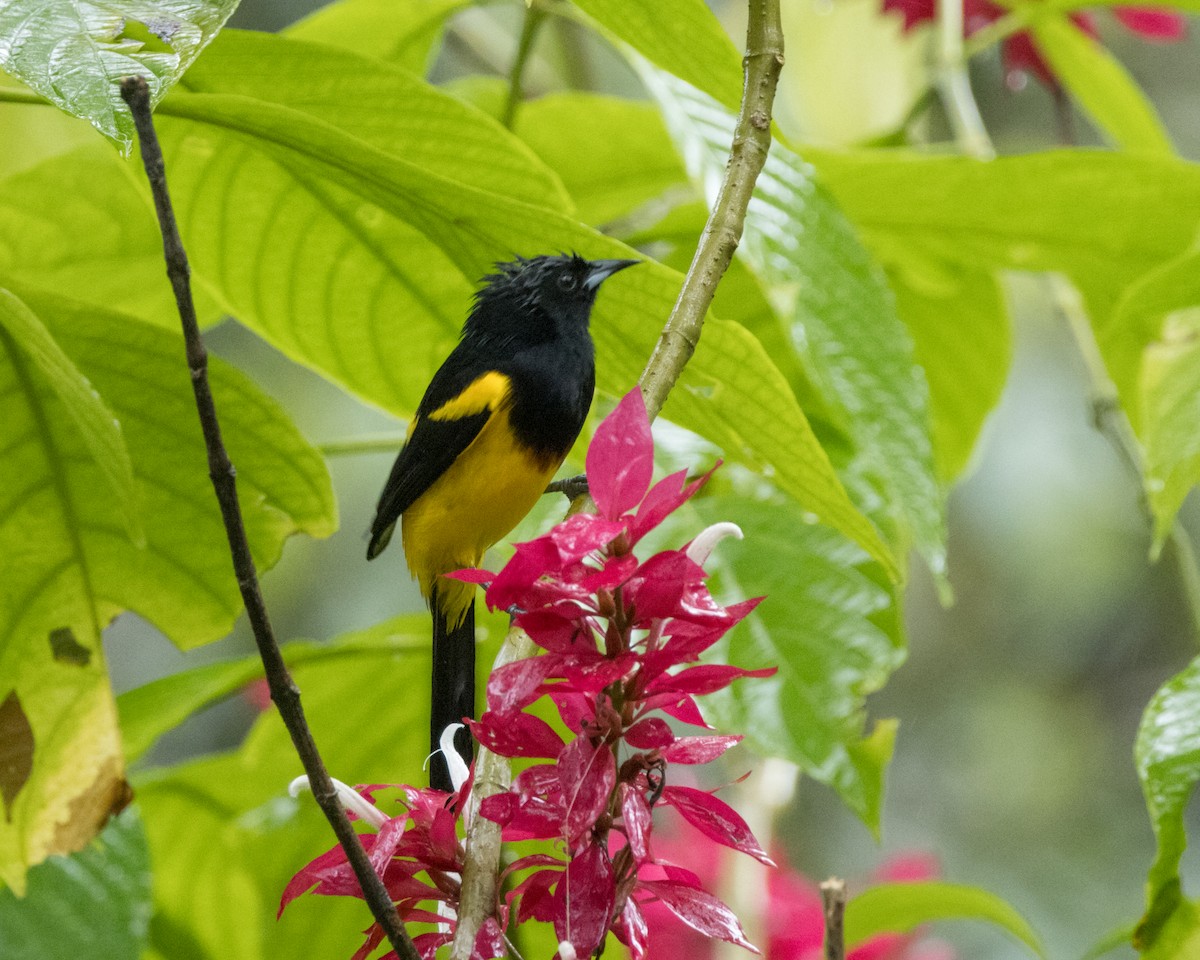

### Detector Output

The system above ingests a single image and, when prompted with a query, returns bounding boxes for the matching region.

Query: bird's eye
[557,272,579,292]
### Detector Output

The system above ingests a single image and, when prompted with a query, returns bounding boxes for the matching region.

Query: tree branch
[820,878,847,960]
[118,75,420,960]
[638,0,785,421]
[452,2,785,954]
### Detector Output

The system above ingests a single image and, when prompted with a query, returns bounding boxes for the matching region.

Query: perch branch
[118,76,420,960]
[638,0,785,421]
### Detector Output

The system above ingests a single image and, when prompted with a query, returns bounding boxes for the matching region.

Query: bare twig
[638,0,785,421]
[820,878,847,960]
[502,1,548,129]
[118,75,419,960]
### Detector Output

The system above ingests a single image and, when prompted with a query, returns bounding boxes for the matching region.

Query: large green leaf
[640,69,944,576]
[1030,16,1172,156]
[0,288,139,539]
[806,149,1200,329]
[135,617,432,960]
[119,615,427,764]
[0,281,335,651]
[1135,655,1200,954]
[0,0,239,150]
[0,147,220,329]
[845,881,1045,957]
[0,808,151,959]
[888,266,1010,483]
[286,0,469,73]
[703,496,903,829]
[569,0,743,111]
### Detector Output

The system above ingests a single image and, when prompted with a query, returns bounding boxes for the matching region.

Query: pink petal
[616,896,651,960]
[638,879,758,952]
[624,717,675,749]
[471,711,564,759]
[411,932,453,960]
[629,463,718,545]
[559,737,618,846]
[472,917,507,960]
[881,0,935,31]
[587,388,654,520]
[444,567,494,585]
[650,663,776,697]
[558,841,617,958]
[486,655,563,714]
[662,735,742,765]
[1114,7,1186,40]
[620,784,654,864]
[661,785,774,865]
[510,867,563,924]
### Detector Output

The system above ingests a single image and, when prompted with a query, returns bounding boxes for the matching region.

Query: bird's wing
[367,371,511,558]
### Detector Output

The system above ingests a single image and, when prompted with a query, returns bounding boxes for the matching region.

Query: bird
[367,253,638,791]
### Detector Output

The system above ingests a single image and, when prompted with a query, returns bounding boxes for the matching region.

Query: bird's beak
[584,258,640,291]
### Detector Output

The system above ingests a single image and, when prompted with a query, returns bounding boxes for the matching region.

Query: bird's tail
[430,583,475,792]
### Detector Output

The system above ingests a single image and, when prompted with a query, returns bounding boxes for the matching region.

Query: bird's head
[468,253,638,342]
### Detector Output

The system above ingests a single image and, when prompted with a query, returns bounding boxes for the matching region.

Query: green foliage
[845,881,1046,957]
[0,0,239,149]
[703,495,904,830]
[1135,655,1200,953]
[0,808,152,960]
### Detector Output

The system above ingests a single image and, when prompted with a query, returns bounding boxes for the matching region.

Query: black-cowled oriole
[367,254,638,790]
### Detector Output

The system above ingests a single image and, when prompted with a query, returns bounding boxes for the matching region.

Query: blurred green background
[4,2,1197,958]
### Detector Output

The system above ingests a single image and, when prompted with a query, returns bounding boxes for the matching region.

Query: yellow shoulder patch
[428,371,511,421]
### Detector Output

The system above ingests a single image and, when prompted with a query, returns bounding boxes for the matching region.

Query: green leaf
[888,266,1010,483]
[0,281,336,651]
[0,0,239,150]
[1139,309,1200,549]
[702,496,903,829]
[515,91,690,226]
[135,619,432,960]
[1135,655,1200,952]
[640,69,944,577]
[119,616,427,764]
[806,149,1200,324]
[0,147,221,329]
[0,808,151,959]
[0,289,140,541]
[845,881,1045,957]
[286,0,468,73]
[569,0,743,111]
[1030,16,1173,156]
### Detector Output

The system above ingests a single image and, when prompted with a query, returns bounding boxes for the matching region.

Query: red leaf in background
[471,711,564,758]
[620,784,653,864]
[662,735,742,765]
[558,841,617,959]
[624,717,675,749]
[639,880,757,952]
[559,737,617,846]
[661,786,774,866]
[587,388,654,520]
[1113,7,1186,40]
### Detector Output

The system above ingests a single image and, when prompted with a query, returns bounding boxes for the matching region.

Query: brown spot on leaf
[49,627,91,666]
[0,691,34,822]
[49,756,132,855]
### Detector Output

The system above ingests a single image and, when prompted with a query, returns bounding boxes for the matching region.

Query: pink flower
[881,0,1185,90]
[282,389,773,960]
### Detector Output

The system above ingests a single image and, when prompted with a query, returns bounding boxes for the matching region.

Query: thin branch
[935,0,994,159]
[638,0,785,421]
[546,473,588,500]
[118,76,420,960]
[820,878,847,960]
[502,1,548,129]
[318,433,407,457]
